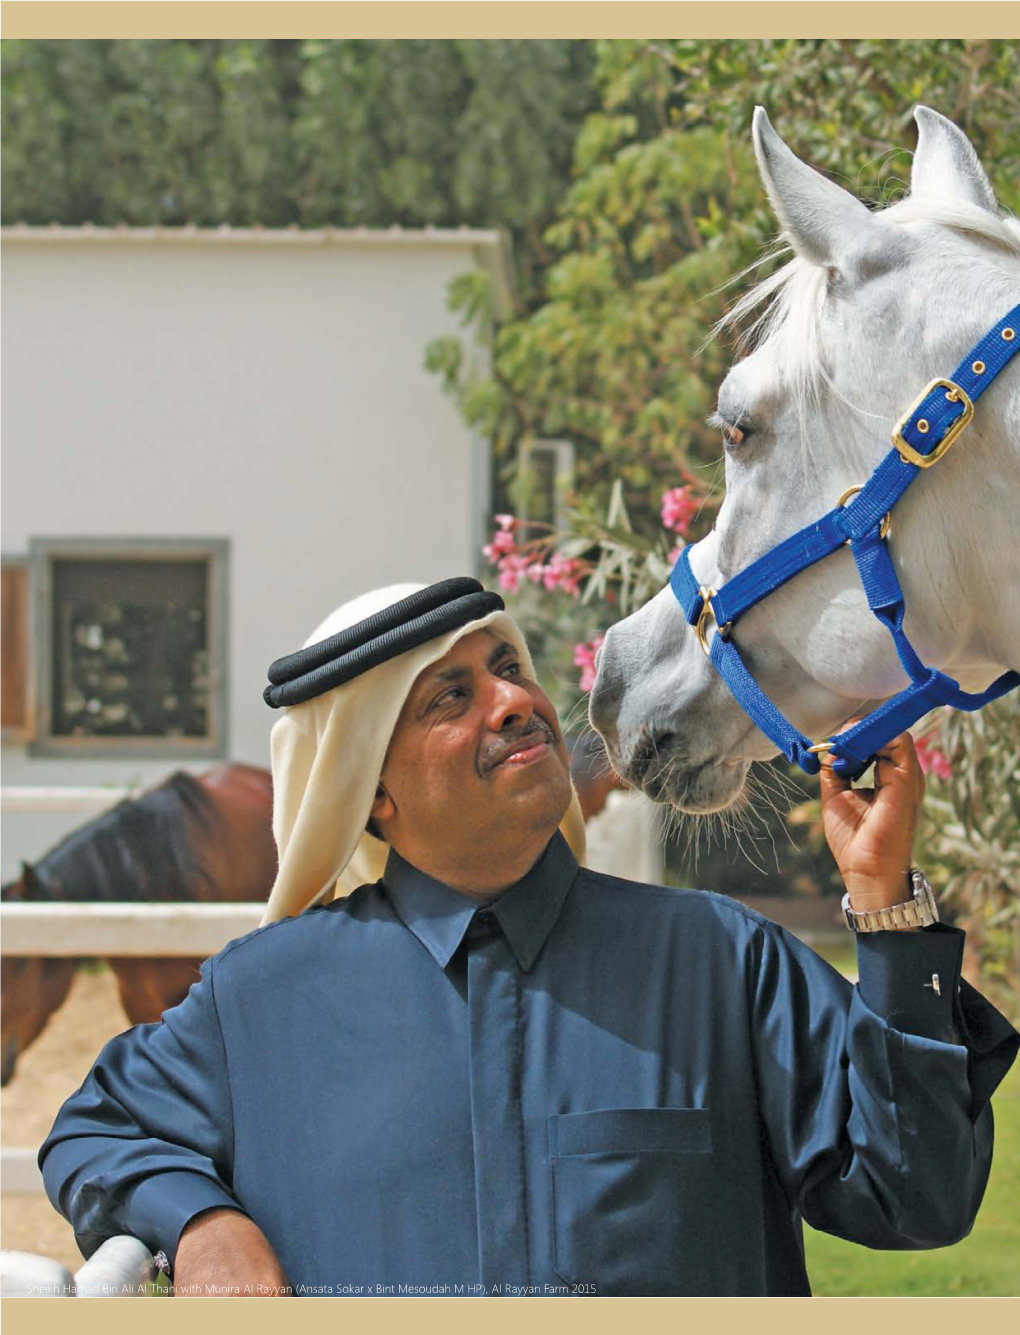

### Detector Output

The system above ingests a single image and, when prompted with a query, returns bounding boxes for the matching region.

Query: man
[40,578,1018,1297]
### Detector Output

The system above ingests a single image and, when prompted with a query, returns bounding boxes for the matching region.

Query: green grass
[815,939,858,980]
[805,941,1020,1294]
[803,1047,1020,1295]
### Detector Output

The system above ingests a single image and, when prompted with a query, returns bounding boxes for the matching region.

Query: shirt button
[467,909,499,946]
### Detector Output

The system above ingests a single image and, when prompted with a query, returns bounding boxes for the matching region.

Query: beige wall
[1,232,496,875]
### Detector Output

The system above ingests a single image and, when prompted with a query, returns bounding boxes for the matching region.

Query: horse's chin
[639,756,750,815]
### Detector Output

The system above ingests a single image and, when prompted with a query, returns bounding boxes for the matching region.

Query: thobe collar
[381,830,580,973]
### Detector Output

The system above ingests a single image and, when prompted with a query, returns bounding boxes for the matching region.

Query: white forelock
[713,193,1020,434]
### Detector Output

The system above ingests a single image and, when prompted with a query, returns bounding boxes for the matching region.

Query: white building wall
[1,229,500,877]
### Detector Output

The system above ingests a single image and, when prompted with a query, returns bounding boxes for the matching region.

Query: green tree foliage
[918,699,1020,1022]
[1,38,595,290]
[431,37,1019,537]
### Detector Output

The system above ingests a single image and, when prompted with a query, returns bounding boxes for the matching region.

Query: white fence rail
[1,786,136,814]
[1,901,265,956]
[1,902,265,1206]
[1,1235,156,1297]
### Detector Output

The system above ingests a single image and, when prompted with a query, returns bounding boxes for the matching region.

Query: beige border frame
[0,2,1017,40]
[1,4,1018,1332]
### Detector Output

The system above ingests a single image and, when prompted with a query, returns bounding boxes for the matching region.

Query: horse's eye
[722,423,745,448]
[709,410,753,449]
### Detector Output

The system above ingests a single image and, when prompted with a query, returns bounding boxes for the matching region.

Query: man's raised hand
[819,727,926,914]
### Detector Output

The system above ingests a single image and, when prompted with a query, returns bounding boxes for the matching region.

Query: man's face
[372,629,573,862]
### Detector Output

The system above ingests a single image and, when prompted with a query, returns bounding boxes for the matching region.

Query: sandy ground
[2,968,132,1275]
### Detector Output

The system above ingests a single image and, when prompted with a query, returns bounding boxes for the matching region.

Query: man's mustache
[480,719,556,773]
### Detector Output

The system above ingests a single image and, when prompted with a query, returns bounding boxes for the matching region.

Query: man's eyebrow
[429,664,472,686]
[486,640,519,670]
[412,642,520,717]
[423,643,517,689]
[412,662,470,718]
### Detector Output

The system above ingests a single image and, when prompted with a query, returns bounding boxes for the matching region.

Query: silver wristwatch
[841,868,940,933]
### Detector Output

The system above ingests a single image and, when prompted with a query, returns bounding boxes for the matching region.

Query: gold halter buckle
[892,378,973,468]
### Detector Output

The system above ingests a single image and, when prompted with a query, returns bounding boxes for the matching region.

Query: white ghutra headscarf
[262,582,586,925]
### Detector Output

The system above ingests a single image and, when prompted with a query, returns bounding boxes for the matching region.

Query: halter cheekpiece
[670,303,1020,780]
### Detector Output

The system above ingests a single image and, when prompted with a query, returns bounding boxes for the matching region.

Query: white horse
[589,106,1020,812]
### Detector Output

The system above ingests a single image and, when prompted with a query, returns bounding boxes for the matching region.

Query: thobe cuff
[855,923,1020,1104]
[121,1169,245,1267]
[855,922,966,1042]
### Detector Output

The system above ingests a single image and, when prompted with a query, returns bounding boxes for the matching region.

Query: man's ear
[370,782,396,827]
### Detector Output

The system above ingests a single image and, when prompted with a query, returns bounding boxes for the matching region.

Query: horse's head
[1,863,75,1085]
[591,107,1020,811]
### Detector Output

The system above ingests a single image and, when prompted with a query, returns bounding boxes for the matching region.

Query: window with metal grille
[29,539,228,757]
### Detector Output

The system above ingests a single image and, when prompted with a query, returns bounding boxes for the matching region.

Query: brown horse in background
[1,763,275,1085]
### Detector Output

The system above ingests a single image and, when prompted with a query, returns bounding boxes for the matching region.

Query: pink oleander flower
[661,486,698,537]
[574,634,606,693]
[494,514,517,531]
[915,732,952,781]
[496,553,530,593]
[526,562,546,584]
[543,554,583,597]
[482,528,517,563]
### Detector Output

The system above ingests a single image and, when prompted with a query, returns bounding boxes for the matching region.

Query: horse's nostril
[627,731,677,784]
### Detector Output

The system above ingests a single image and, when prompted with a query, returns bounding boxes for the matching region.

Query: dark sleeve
[752,921,1019,1249]
[39,956,245,1265]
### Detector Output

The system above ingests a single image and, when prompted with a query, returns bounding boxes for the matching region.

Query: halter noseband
[670,303,1020,780]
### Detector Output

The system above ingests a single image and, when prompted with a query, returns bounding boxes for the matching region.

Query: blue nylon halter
[669,302,1020,780]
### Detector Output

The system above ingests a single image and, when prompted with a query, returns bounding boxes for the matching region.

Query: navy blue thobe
[40,832,1019,1296]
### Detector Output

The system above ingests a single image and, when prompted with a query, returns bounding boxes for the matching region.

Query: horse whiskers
[561,696,595,735]
[731,784,781,874]
[749,759,805,809]
[674,803,703,874]
[743,769,800,851]
[643,751,801,881]
[723,808,770,878]
[662,761,798,882]
[713,805,768,875]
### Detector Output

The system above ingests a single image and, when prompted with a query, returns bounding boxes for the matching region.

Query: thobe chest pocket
[547,1107,715,1297]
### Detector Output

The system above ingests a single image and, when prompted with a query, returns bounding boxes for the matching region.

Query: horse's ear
[752,106,876,269]
[910,106,998,214]
[19,861,40,899]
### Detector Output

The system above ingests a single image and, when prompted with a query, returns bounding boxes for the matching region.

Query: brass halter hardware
[694,586,731,659]
[892,378,973,468]
[836,485,892,541]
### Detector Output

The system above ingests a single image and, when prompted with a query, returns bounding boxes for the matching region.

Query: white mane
[715,195,1020,435]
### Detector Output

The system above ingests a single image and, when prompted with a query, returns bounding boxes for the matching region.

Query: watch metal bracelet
[842,868,939,933]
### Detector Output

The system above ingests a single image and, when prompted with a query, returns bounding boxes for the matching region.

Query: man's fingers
[874,729,916,769]
[818,753,851,796]
[818,716,863,795]
[872,731,923,797]
[818,724,922,800]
